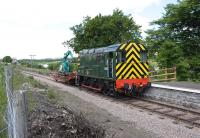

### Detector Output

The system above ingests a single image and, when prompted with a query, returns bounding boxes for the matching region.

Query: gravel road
[28,74,200,138]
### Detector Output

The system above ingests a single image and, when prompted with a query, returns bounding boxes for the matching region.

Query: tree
[2,56,12,63]
[67,9,142,52]
[157,40,183,68]
[146,0,200,80]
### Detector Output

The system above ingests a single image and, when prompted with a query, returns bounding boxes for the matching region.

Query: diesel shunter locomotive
[76,42,150,96]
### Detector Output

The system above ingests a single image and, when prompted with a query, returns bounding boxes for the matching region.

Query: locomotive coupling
[124,83,137,93]
[124,83,129,90]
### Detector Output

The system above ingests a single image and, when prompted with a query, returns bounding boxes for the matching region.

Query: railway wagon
[76,42,150,95]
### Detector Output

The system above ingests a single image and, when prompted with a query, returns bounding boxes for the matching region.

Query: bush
[28,76,34,80]
[69,63,78,72]
[157,40,183,68]
[47,90,56,99]
[37,65,44,69]
[2,56,12,63]
[26,64,32,68]
[30,64,45,69]
[196,73,200,82]
[48,62,60,71]
[176,59,190,81]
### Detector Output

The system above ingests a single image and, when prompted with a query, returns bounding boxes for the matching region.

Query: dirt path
[28,74,200,138]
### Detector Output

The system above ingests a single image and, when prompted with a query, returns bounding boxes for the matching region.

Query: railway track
[83,90,200,128]
[22,71,200,128]
[122,98,200,128]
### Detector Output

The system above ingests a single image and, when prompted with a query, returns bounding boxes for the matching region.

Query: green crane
[59,50,73,73]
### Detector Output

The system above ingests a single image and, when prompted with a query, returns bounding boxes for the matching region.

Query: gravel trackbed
[27,74,200,138]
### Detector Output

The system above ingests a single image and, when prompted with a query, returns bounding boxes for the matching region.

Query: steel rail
[126,97,200,128]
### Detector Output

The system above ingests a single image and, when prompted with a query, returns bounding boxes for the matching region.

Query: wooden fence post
[165,68,168,80]
[174,67,177,80]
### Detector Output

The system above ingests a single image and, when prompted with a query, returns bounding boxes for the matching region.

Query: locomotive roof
[79,43,120,55]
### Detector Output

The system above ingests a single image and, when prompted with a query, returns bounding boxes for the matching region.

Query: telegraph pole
[29,55,36,67]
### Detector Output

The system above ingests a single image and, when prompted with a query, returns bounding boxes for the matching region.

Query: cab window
[109,52,113,58]
[117,51,126,63]
[140,51,147,62]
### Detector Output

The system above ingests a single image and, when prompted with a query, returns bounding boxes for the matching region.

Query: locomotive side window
[117,50,126,63]
[96,55,100,64]
[109,52,113,58]
[140,51,147,62]
[95,54,103,64]
[99,54,104,64]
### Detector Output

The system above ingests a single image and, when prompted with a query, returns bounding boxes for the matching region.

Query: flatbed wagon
[51,72,77,84]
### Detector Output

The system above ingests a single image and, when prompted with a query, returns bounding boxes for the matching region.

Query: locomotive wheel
[111,91,120,98]
[102,87,109,95]
[140,88,146,96]
[103,91,109,96]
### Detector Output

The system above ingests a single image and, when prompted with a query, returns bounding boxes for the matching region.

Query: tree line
[66,0,200,81]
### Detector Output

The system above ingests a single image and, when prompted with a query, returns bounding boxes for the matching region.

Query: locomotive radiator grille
[116,42,149,80]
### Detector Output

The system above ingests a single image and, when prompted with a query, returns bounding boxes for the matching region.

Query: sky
[0,0,177,59]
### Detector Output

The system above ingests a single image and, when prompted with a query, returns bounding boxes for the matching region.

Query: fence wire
[0,112,8,136]
[0,127,8,134]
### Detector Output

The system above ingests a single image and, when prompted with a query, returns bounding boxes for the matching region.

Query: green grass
[20,66,51,76]
[47,89,56,100]
[27,90,38,112]
[13,67,40,90]
[0,65,8,138]
[33,60,60,65]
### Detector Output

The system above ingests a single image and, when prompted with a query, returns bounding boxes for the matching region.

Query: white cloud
[0,0,161,59]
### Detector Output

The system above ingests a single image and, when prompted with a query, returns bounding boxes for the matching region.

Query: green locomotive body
[78,44,119,80]
[77,42,150,95]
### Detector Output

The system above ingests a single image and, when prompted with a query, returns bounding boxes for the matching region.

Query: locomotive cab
[115,43,150,95]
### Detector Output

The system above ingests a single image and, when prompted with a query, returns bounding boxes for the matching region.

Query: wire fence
[3,66,27,138]
[0,127,7,135]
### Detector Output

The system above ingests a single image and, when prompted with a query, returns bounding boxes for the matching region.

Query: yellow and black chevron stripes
[116,42,149,80]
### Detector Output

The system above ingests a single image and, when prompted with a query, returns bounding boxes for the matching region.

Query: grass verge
[20,66,51,76]
[0,65,7,138]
